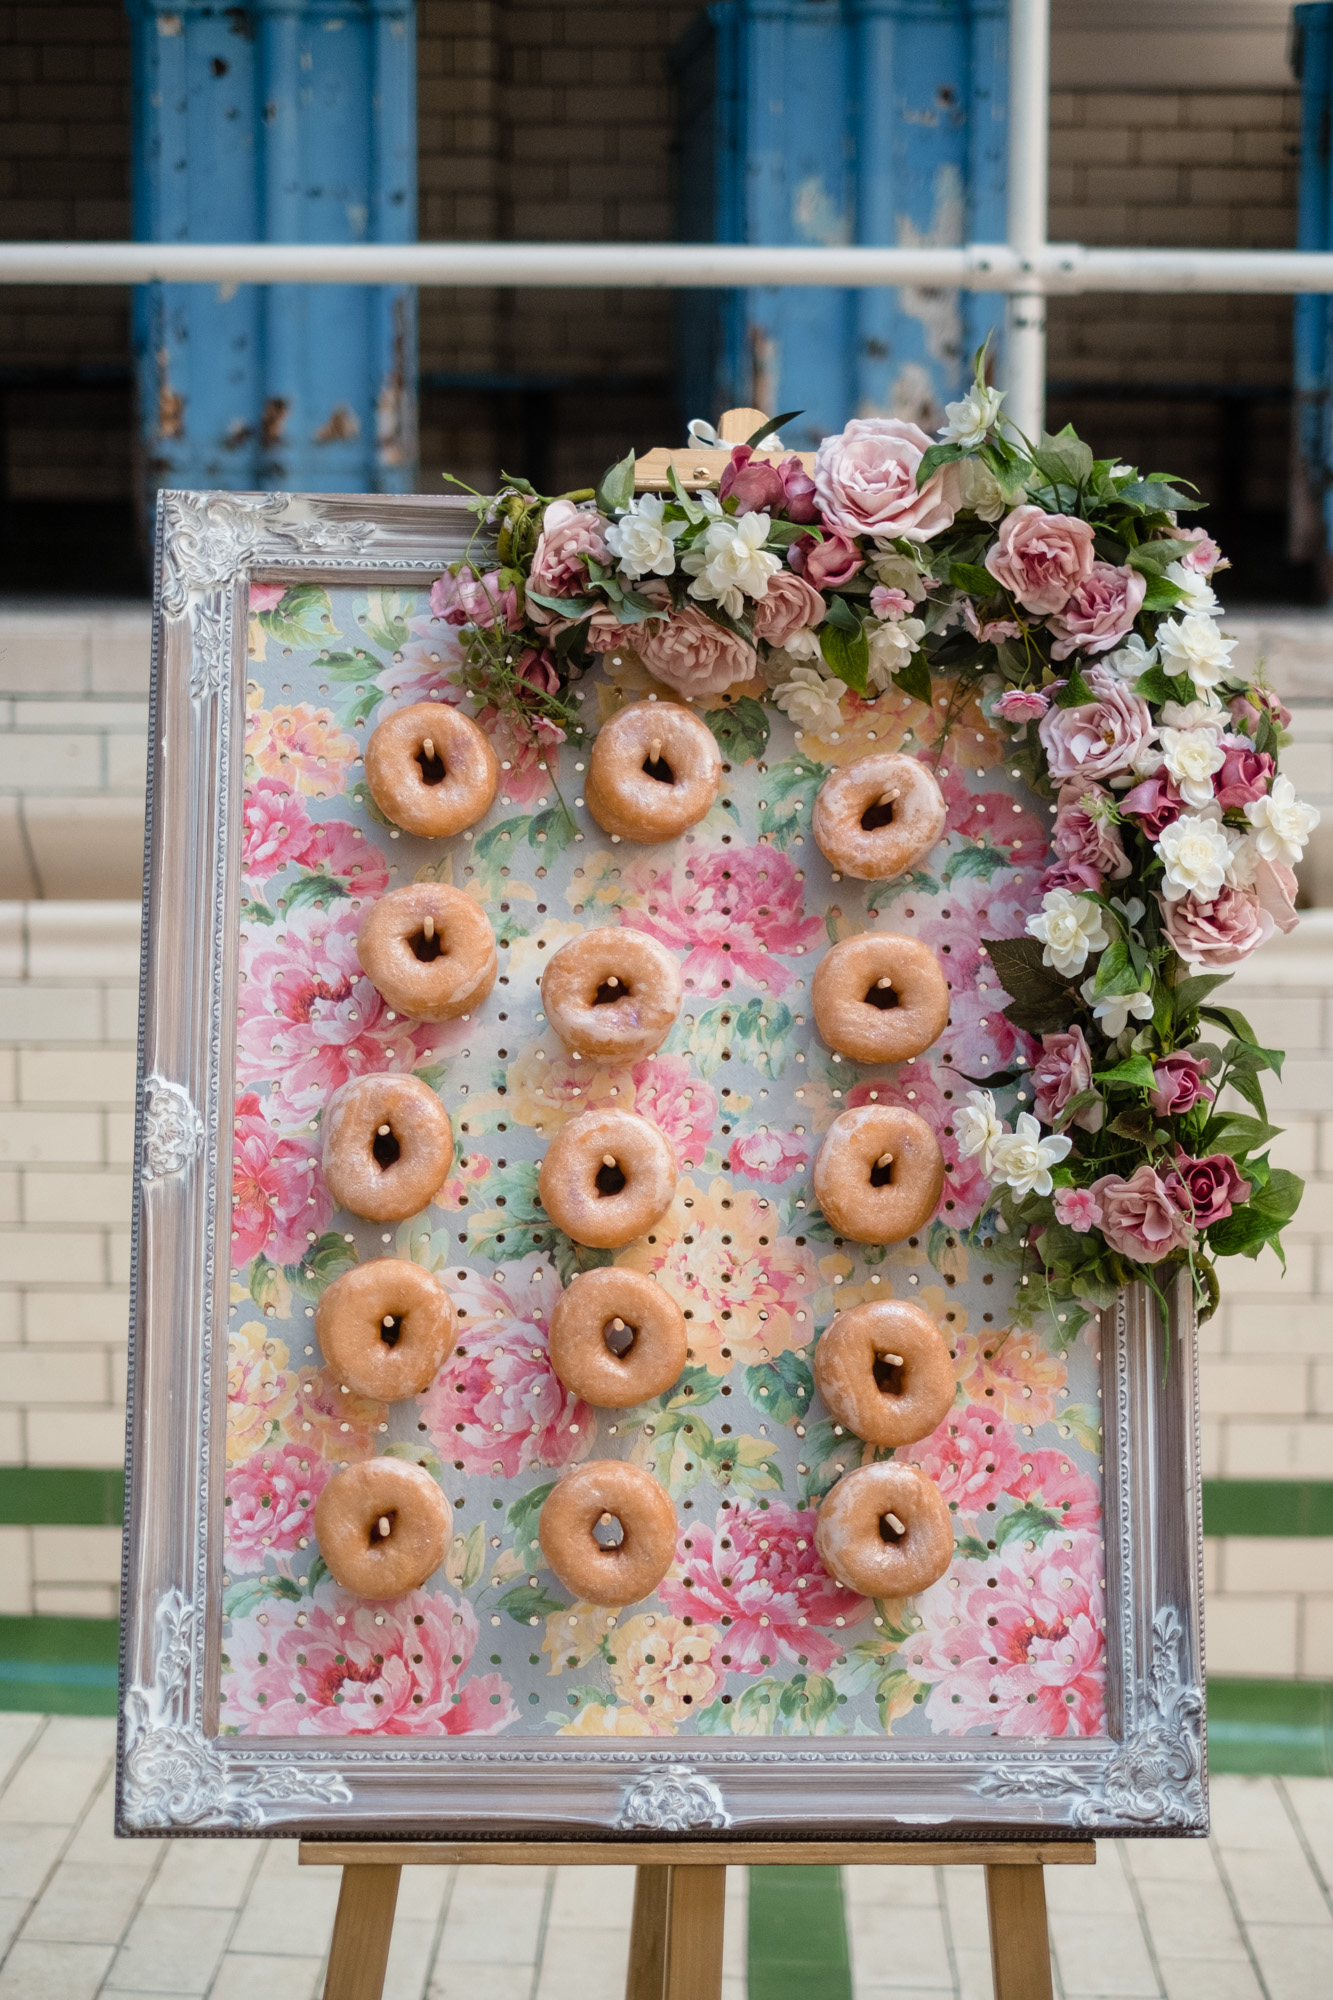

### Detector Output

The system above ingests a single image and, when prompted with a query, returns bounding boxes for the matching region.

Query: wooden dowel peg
[377,1516,391,1539]
[377,1123,391,1136]
[612,1318,626,1331]
[650,738,662,763]
[603,1153,617,1168]
[875,1150,894,1169]
[884,1353,904,1367]
[606,974,619,988]
[886,1511,906,1536]
[382,1315,395,1329]
[423,737,435,761]
[423,914,434,941]
[876,976,894,989]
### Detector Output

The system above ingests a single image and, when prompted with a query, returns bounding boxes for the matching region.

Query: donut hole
[603,1318,637,1358]
[863,980,900,1010]
[415,744,447,786]
[368,1509,398,1546]
[379,1314,404,1349]
[642,753,675,785]
[593,1512,625,1549]
[595,1158,627,1197]
[859,796,897,833]
[372,1126,401,1171]
[409,927,444,963]
[593,979,629,1007]
[877,1510,907,1546]
[872,1353,905,1397]
[868,1155,895,1189]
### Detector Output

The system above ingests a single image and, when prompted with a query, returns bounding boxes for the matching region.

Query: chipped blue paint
[1294,5,1333,555]
[674,0,1008,446]
[127,0,416,504]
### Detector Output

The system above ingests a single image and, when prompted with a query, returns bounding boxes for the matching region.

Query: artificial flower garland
[436,355,1314,1330]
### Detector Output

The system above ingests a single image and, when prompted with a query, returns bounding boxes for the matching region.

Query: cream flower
[1156,812,1234,902]
[938,382,1005,449]
[954,1088,1004,1175]
[1164,561,1221,618]
[866,616,926,692]
[770,664,845,736]
[1102,633,1157,684]
[954,455,1008,523]
[681,513,782,617]
[1155,726,1227,810]
[988,1113,1072,1199]
[1080,978,1154,1039]
[1245,773,1320,867]
[1160,697,1226,732]
[1026,888,1111,977]
[776,627,824,663]
[605,494,686,580]
[866,550,927,596]
[1156,613,1238,691]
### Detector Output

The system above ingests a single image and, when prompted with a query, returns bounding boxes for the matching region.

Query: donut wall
[221,581,1110,1749]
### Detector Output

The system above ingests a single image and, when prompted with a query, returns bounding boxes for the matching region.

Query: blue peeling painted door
[1294,4,1333,564]
[127,0,416,505]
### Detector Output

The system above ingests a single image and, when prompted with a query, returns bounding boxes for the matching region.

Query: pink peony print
[1009,1449,1102,1533]
[620,845,824,999]
[283,1367,388,1460]
[237,902,462,1119]
[374,620,470,711]
[951,1327,1067,1427]
[906,1407,1022,1523]
[905,1531,1106,1737]
[231,1091,330,1266]
[938,767,1048,875]
[417,1255,593,1477]
[221,1584,519,1736]
[242,780,318,886]
[845,1068,990,1227]
[659,1501,869,1674]
[246,703,360,798]
[473,701,565,805]
[915,879,1041,1078]
[631,1056,717,1170]
[301,818,390,903]
[224,1442,331,1571]
[727,1128,808,1184]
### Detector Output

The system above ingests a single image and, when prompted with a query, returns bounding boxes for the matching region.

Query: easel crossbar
[298,1837,1095,1868]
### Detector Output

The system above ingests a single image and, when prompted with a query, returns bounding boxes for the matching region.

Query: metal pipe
[1006,0,1051,440]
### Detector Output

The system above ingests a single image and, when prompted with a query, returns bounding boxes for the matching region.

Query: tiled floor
[0,1715,1325,1999]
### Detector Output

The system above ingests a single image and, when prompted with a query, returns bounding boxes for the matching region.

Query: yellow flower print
[566,850,637,916]
[542,1599,618,1676]
[504,1044,628,1136]
[245,704,359,798]
[559,1702,669,1737]
[226,1322,296,1464]
[792,688,925,767]
[952,1325,1066,1427]
[506,917,586,991]
[281,1367,389,1460]
[606,1614,722,1723]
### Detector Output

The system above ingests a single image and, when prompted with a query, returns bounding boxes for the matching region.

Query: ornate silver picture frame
[117,490,1207,1839]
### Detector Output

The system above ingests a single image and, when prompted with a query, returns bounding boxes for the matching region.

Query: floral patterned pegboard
[222,583,1107,1745]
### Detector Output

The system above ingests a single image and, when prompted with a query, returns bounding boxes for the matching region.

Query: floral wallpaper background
[221,583,1108,1743]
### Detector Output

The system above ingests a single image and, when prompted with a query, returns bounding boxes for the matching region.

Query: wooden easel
[300,1836,1094,2000]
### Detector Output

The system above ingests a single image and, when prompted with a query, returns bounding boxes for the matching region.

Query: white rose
[1156,726,1227,810]
[1103,633,1158,684]
[778,627,823,663]
[770,665,845,736]
[989,1113,1072,1200]
[682,514,782,618]
[1079,977,1155,1039]
[1155,811,1234,902]
[938,383,1005,449]
[1026,889,1111,977]
[954,1088,1004,1176]
[954,455,1007,523]
[1156,613,1238,691]
[605,494,685,580]
[866,551,926,596]
[866,616,926,693]
[1245,773,1321,867]
[1164,561,1221,618]
[1160,696,1226,733]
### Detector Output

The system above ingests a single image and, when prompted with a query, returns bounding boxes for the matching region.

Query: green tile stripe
[1203,1480,1333,1538]
[0,1616,117,1717]
[0,1468,124,1527]
[1208,1678,1333,1777]
[747,1865,852,2000]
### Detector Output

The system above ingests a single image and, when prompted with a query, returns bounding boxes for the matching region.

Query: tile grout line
[0,1716,56,1978]
[1206,1821,1274,2000]
[418,1860,460,2000]
[1108,1839,1168,2000]
[1273,1775,1333,1921]
[82,1770,171,1994]
[526,1866,555,2000]
[195,1838,273,2000]
[933,1863,963,2000]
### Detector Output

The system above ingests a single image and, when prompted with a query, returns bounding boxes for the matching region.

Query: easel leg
[985,1862,1053,2000]
[662,1864,726,2000]
[626,1865,670,2000]
[321,1863,402,2000]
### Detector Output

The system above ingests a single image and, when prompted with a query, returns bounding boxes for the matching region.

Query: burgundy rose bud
[790,530,863,590]
[718,443,786,517]
[1213,738,1275,810]
[1167,1153,1250,1228]
[1119,772,1184,842]
[779,453,820,523]
[1148,1052,1214,1118]
[515,647,560,697]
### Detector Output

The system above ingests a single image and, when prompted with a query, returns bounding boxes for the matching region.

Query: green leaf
[916,440,971,486]
[690,996,795,1080]
[984,936,1068,1010]
[319,647,385,682]
[507,1482,556,1566]
[756,756,822,849]
[1201,1112,1282,1157]
[289,1231,358,1298]
[497,1581,567,1625]
[1094,1053,1157,1093]
[744,1351,814,1426]
[1092,939,1139,998]
[1206,1169,1304,1260]
[892,655,933,706]
[1063,1404,1104,1453]
[796,1419,860,1507]
[823,593,861,634]
[1139,576,1187,613]
[276,872,349,917]
[358,589,415,653]
[446,1522,486,1591]
[223,1573,304,1621]
[240,897,276,926]
[994,1502,1062,1549]
[745,410,803,448]
[596,448,637,516]
[528,805,576,859]
[942,844,1014,885]
[468,1160,556,1265]
[1125,538,1200,576]
[253,583,337,648]
[705,696,770,763]
[948,559,997,596]
[247,1255,289,1318]
[1118,477,1200,513]
[1032,428,1095,487]
[1053,666,1096,708]
[524,587,596,617]
[1109,1105,1155,1143]
[1172,973,1231,1020]
[1134,665,1195,709]
[819,619,870,696]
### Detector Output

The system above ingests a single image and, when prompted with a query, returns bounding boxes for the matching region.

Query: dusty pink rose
[813,416,959,543]
[1032,1027,1103,1135]
[224,1442,330,1571]
[1229,685,1291,734]
[985,506,1096,615]
[907,1531,1105,1736]
[660,1501,868,1675]
[1159,885,1273,969]
[1214,737,1274,809]
[515,647,560,697]
[430,566,520,630]
[631,1055,716,1168]
[963,601,1025,645]
[634,607,758,699]
[1253,856,1299,935]
[621,844,824,999]
[1179,527,1225,575]
[727,1128,808,1183]
[870,584,914,621]
[1040,860,1103,896]
[790,530,864,590]
[1168,1153,1250,1229]
[1037,666,1153,784]
[527,499,611,599]
[994,688,1050,724]
[242,779,318,886]
[1090,1164,1194,1263]
[1053,1186,1103,1233]
[231,1090,330,1265]
[719,444,785,516]
[846,1067,991,1226]
[1120,772,1184,841]
[1148,1052,1214,1118]
[779,455,819,522]
[419,1256,591,1477]
[1009,1449,1102,1531]
[248,582,288,615]
[1046,561,1146,661]
[907,1408,1021,1522]
[221,1585,518,1736]
[753,571,826,648]
[1052,782,1131,882]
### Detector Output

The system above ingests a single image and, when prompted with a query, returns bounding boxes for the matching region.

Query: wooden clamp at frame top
[634,407,817,492]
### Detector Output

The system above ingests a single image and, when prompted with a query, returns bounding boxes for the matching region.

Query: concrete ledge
[0,905,141,985]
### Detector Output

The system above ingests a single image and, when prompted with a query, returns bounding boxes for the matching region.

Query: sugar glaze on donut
[812,1104,944,1244]
[322,1073,454,1223]
[365,701,499,838]
[314,1456,452,1599]
[541,928,682,1062]
[357,882,497,1021]
[538,1459,677,1606]
[537,1109,676,1248]
[548,1267,687,1407]
[315,1258,458,1401]
[814,1298,955,1447]
[585,701,722,843]
[815,1461,953,1599]
[812,752,946,881]
[812,933,950,1065]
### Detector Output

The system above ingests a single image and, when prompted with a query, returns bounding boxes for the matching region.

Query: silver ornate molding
[618,1765,731,1833]
[158,491,369,612]
[140,1077,203,1183]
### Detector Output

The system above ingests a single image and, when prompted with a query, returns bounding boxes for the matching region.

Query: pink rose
[1214,737,1274,809]
[527,499,611,598]
[1179,527,1226,575]
[633,608,758,699]
[779,454,820,523]
[962,602,1025,645]
[1053,1186,1103,1233]
[812,416,959,543]
[1168,1153,1250,1229]
[1149,1052,1214,1118]
[1120,772,1184,840]
[1032,1026,1103,1134]
[1253,856,1299,935]
[1046,561,1146,661]
[1229,685,1291,734]
[1037,666,1153,783]
[231,1090,331,1265]
[515,646,560,696]
[248,583,287,614]
[985,506,1096,615]
[790,530,863,590]
[1159,885,1274,968]
[994,687,1050,724]
[727,1128,808,1183]
[1090,1164,1194,1263]
[631,1054,716,1169]
[1040,859,1104,896]
[907,1406,1022,1521]
[242,779,317,885]
[1052,782,1131,882]
[225,1442,330,1571]
[753,570,827,648]
[430,566,520,630]
[659,1501,868,1675]
[870,585,914,621]
[719,444,786,516]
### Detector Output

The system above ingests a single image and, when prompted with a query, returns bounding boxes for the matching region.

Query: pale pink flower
[300,818,390,903]
[633,608,759,700]
[994,688,1049,724]
[985,507,1096,615]
[1178,527,1225,575]
[963,602,1025,645]
[631,1055,717,1169]
[245,704,360,798]
[1009,1449,1102,1532]
[870,584,914,622]
[620,844,824,998]
[914,879,1041,1077]
[231,1090,330,1266]
[1090,1164,1194,1263]
[813,416,959,543]
[1053,1186,1103,1234]
[1159,885,1273,969]
[1253,856,1299,935]
[1148,1053,1213,1118]
[659,1501,868,1674]
[727,1129,808,1184]
[1046,561,1146,660]
[283,1367,388,1461]
[430,567,521,630]
[753,571,827,647]
[1031,1027,1103,1135]
[224,1442,330,1571]
[248,582,287,615]
[846,1068,990,1228]
[472,701,563,805]
[221,1584,519,1736]
[907,1407,1022,1522]
[374,621,470,711]
[242,780,318,885]
[528,500,612,598]
[1052,782,1131,882]
[952,1327,1067,1427]
[1037,666,1154,784]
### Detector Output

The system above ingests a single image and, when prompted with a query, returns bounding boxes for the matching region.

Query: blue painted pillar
[674,0,1007,449]
[127,0,416,502]
[1293,4,1333,565]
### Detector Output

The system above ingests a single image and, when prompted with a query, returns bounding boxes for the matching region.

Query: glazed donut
[357,883,497,1021]
[548,1268,688,1408]
[322,1074,454,1223]
[812,1105,944,1244]
[812,753,946,881]
[537,1109,676,1249]
[315,1258,458,1401]
[314,1456,451,1599]
[585,702,722,843]
[813,1300,955,1447]
[815,1462,953,1599]
[812,934,950,1065]
[541,929,682,1061]
[538,1460,677,1607]
[365,701,499,838]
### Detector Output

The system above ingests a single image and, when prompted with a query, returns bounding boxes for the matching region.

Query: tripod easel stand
[300,1835,1094,2000]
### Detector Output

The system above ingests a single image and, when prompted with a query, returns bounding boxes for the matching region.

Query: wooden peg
[885,1511,907,1536]
[377,1516,391,1539]
[718,407,771,443]
[422,736,435,760]
[377,1123,391,1136]
[423,915,434,941]
[875,1151,895,1169]
[602,1153,617,1168]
